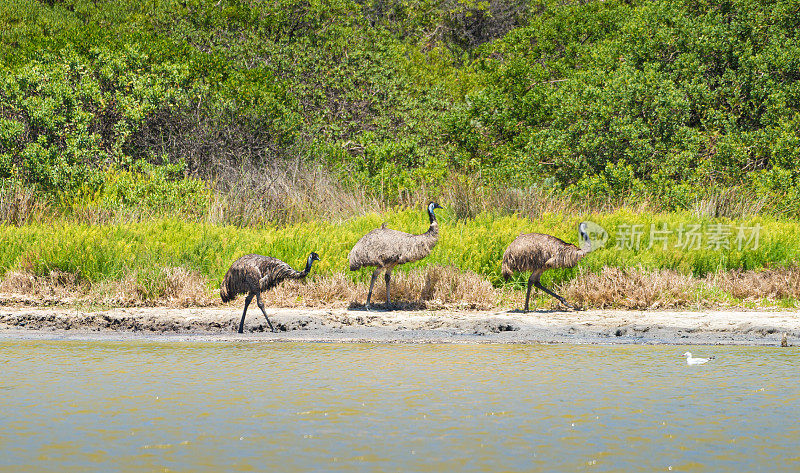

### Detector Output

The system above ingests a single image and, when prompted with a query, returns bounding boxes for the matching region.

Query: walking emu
[348,202,442,308]
[221,252,320,333]
[502,222,594,311]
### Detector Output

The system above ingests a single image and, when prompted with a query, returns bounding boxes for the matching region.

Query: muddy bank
[0,306,798,345]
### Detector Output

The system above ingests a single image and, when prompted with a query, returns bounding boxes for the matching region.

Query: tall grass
[0,182,50,225]
[208,163,385,226]
[1,209,797,290]
[5,161,798,228]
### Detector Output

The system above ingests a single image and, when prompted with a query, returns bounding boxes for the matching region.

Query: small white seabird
[683,351,714,365]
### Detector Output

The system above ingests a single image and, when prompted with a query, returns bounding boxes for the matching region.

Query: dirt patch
[1,306,798,345]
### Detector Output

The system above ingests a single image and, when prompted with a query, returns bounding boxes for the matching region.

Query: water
[1,342,798,472]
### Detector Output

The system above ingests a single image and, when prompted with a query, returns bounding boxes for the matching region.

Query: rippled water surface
[1,341,798,472]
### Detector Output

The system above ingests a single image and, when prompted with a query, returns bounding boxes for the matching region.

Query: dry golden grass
[259,266,498,310]
[439,174,585,220]
[207,166,625,227]
[259,273,361,308]
[563,267,699,309]
[0,184,50,225]
[0,267,215,308]
[0,270,86,301]
[90,268,216,307]
[160,267,215,307]
[707,268,800,301]
[1,265,798,310]
[209,163,386,226]
[375,265,497,309]
[0,271,36,294]
[91,273,147,307]
[691,186,772,219]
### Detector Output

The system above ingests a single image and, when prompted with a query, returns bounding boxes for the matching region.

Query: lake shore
[0,305,797,345]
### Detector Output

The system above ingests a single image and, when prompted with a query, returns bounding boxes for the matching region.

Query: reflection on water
[1,342,798,472]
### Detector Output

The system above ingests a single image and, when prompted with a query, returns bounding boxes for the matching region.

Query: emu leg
[533,273,573,309]
[384,269,392,304]
[238,294,254,333]
[256,291,276,332]
[524,273,536,312]
[366,268,382,308]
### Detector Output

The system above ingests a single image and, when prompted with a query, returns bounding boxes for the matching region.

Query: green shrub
[1,0,800,216]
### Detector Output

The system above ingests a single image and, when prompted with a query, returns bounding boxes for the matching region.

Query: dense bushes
[1,0,800,219]
[1,46,192,191]
[445,0,800,207]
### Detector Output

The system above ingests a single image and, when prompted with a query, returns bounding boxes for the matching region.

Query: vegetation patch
[2,0,800,218]
[0,210,797,309]
[1,1,799,310]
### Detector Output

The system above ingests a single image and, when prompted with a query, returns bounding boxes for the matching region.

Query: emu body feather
[221,252,319,332]
[502,223,594,311]
[348,203,441,307]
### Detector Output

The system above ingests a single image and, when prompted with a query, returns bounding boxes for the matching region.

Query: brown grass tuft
[93,268,215,307]
[161,267,215,307]
[439,174,584,220]
[209,162,384,226]
[0,271,36,294]
[93,273,147,307]
[0,183,50,225]
[691,186,771,219]
[3,265,798,310]
[0,267,215,308]
[564,267,698,309]
[255,266,497,309]
[379,266,496,309]
[0,270,86,301]
[707,268,800,300]
[260,273,360,308]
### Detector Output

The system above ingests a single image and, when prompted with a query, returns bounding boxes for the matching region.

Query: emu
[502,222,594,312]
[348,202,442,308]
[220,252,320,333]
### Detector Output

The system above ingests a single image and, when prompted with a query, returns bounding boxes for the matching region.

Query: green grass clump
[1,209,797,293]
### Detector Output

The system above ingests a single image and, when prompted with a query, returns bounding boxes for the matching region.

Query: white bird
[683,351,715,365]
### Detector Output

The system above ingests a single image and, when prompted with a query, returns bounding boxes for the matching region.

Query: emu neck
[580,234,593,253]
[428,210,436,225]
[427,209,438,230]
[425,219,439,236]
[297,258,314,278]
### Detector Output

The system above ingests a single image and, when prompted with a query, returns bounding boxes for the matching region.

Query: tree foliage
[1,0,799,214]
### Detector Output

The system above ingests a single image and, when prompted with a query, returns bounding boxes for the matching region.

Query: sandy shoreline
[0,305,798,345]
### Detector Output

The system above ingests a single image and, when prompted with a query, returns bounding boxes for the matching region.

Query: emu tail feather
[501,259,513,281]
[220,273,234,303]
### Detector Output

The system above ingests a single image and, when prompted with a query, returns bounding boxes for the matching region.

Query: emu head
[308,252,321,266]
[427,202,443,223]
